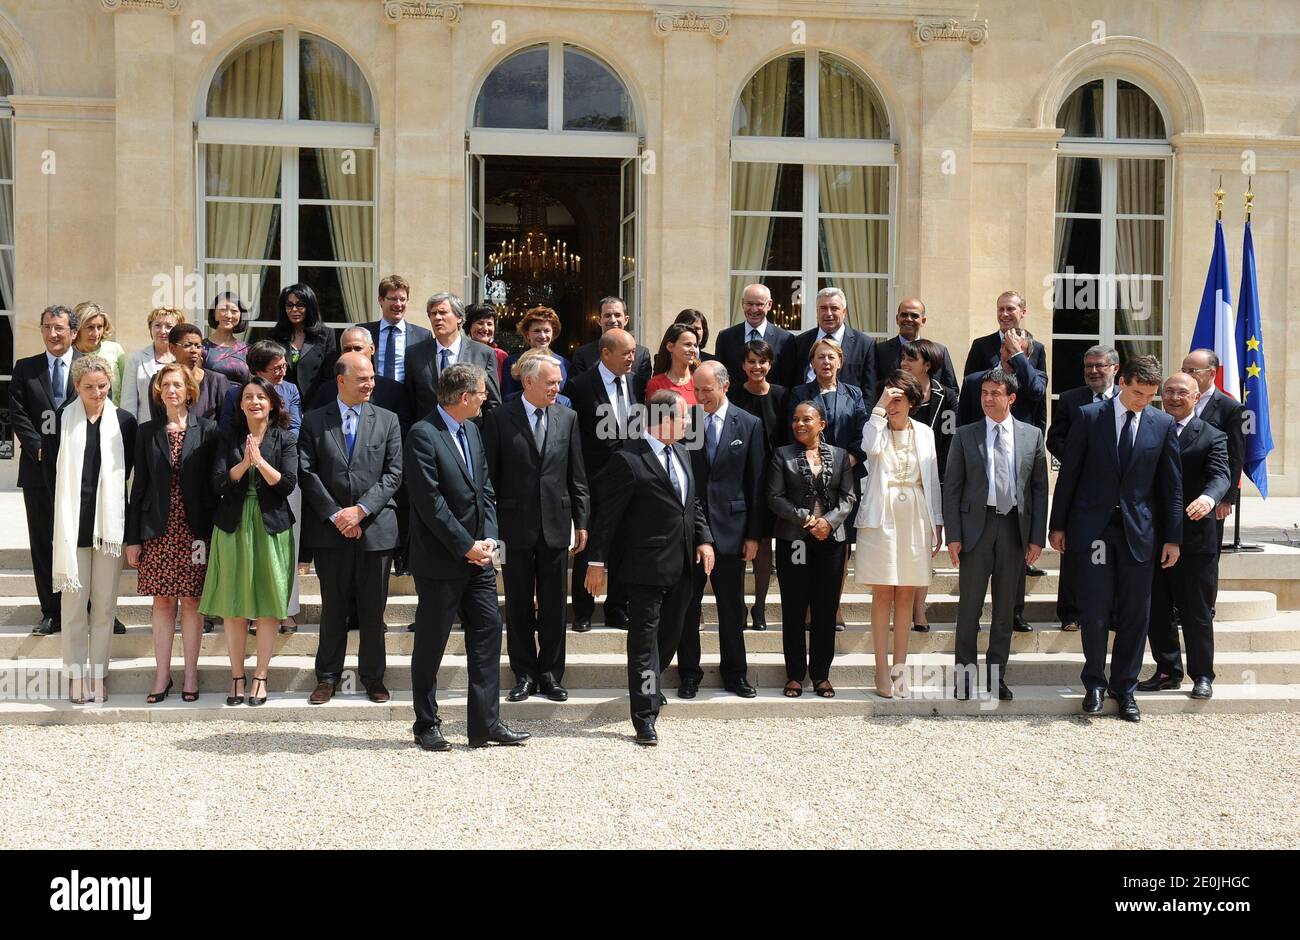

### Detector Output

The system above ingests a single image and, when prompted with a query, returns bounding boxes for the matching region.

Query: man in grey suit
[404,291,502,419]
[944,368,1049,701]
[298,352,404,705]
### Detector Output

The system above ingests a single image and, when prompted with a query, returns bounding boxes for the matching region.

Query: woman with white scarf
[45,355,137,704]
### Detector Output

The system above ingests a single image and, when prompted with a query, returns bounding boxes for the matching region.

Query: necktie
[748,328,760,343]
[457,425,473,481]
[994,424,1013,514]
[705,412,720,464]
[344,407,358,459]
[1118,409,1135,472]
[439,347,451,375]
[663,447,683,505]
[612,375,627,436]
[1176,421,1185,439]
[383,325,397,379]
[532,406,546,451]
[51,358,65,407]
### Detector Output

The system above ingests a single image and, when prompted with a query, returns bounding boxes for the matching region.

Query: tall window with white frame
[729,50,894,335]
[1052,76,1170,399]
[0,56,14,454]
[198,28,378,334]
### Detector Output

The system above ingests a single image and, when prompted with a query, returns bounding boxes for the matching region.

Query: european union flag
[1236,220,1274,497]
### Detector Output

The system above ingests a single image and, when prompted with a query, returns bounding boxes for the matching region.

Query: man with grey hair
[404,291,502,419]
[11,305,82,635]
[713,283,793,381]
[775,286,877,394]
[310,326,412,431]
[404,361,528,750]
[569,295,652,381]
[483,352,590,703]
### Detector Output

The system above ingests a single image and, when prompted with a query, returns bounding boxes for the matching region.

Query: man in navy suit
[677,361,766,699]
[958,328,1048,432]
[961,291,1049,432]
[713,283,793,383]
[874,297,958,397]
[363,274,431,383]
[775,286,877,394]
[568,296,652,382]
[1049,355,1183,722]
[1181,348,1246,549]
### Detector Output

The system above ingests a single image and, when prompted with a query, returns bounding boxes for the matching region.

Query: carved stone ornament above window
[653,9,731,39]
[913,18,988,48]
[383,1,463,24]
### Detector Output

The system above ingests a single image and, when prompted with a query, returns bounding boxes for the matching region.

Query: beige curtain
[1113,93,1164,359]
[301,38,374,323]
[0,116,13,312]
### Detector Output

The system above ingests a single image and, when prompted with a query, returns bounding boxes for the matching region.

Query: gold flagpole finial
[1245,177,1254,222]
[1215,175,1225,221]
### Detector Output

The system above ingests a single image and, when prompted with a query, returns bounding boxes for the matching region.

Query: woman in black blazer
[269,283,336,405]
[766,399,857,698]
[126,363,220,702]
[199,377,298,707]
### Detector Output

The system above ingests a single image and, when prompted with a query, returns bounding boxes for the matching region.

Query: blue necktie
[51,358,65,407]
[457,426,473,482]
[344,407,358,460]
[439,348,451,374]
[663,448,682,504]
[1118,409,1135,472]
[383,325,397,379]
[705,413,720,464]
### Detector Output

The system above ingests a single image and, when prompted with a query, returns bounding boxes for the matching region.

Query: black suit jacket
[775,326,877,396]
[403,408,498,580]
[482,398,590,549]
[9,351,81,488]
[272,330,337,406]
[1049,398,1183,564]
[714,320,793,383]
[874,336,958,398]
[569,339,652,383]
[587,437,712,587]
[562,366,648,480]
[210,426,298,535]
[364,318,432,379]
[958,355,1049,431]
[126,413,220,544]
[1047,385,1115,460]
[404,335,503,421]
[1166,417,1230,555]
[688,405,768,556]
[962,331,1048,378]
[308,373,412,437]
[297,401,403,552]
[766,444,858,543]
[1196,388,1245,503]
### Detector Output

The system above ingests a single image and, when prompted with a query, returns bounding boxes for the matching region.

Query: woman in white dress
[854,370,944,698]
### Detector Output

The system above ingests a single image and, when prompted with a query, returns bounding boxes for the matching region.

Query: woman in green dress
[200,376,297,707]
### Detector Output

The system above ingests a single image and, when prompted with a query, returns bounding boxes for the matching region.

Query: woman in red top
[644,322,699,405]
[466,303,508,387]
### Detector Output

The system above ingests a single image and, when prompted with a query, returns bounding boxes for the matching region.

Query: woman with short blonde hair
[73,302,128,404]
[122,307,184,423]
[501,306,570,399]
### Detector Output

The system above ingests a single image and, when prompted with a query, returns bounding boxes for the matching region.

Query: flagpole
[1223,178,1264,553]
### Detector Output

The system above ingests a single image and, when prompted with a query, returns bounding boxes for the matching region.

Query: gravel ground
[1,714,1295,850]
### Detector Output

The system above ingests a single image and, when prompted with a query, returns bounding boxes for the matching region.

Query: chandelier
[486,176,581,313]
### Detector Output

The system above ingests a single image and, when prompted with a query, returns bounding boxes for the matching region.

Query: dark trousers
[1056,547,1082,625]
[1077,513,1154,694]
[625,577,694,732]
[571,546,628,624]
[394,482,410,564]
[411,566,502,738]
[1149,552,1218,682]
[954,508,1023,688]
[680,554,748,685]
[775,538,846,683]
[503,540,567,684]
[22,483,60,621]
[314,545,391,685]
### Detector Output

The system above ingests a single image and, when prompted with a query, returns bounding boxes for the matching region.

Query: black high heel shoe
[247,674,268,707]
[226,675,246,706]
[181,682,199,703]
[145,677,173,704]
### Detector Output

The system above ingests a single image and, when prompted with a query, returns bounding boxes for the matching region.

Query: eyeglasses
[285,302,307,311]
[1184,366,1215,375]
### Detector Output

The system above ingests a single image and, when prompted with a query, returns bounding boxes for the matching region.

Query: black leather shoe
[1191,677,1213,700]
[414,727,450,752]
[539,679,568,702]
[1013,616,1034,633]
[391,555,409,577]
[469,723,531,748]
[657,692,668,707]
[572,620,592,633]
[32,617,60,636]
[998,681,1014,701]
[912,622,930,633]
[1082,688,1105,714]
[635,724,658,746]
[1137,672,1181,692]
[405,623,416,633]
[750,606,767,631]
[834,622,846,633]
[605,615,629,630]
[677,680,699,699]
[113,618,126,635]
[203,617,215,634]
[507,677,536,702]
[1109,691,1141,722]
[1025,564,1046,577]
[725,679,757,699]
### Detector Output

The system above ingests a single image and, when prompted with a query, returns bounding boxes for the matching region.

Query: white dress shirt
[46,349,73,391]
[645,433,688,504]
[1114,397,1141,447]
[1194,386,1214,418]
[984,414,1017,508]
[805,323,847,382]
[743,320,770,344]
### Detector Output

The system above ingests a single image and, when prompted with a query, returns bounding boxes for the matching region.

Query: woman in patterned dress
[203,292,251,384]
[126,363,220,702]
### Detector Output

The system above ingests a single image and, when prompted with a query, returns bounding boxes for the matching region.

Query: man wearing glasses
[873,297,958,398]
[713,283,794,382]
[1180,349,1245,542]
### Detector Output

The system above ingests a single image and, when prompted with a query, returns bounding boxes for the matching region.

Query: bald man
[713,283,794,382]
[874,297,958,397]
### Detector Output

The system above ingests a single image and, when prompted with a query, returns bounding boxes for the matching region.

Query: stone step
[3,616,1297,659]
[4,649,1297,693]
[1,682,1297,727]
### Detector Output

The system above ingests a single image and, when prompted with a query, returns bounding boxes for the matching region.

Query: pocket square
[730,439,743,446]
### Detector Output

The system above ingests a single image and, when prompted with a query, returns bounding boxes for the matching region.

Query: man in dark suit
[1046,345,1118,633]
[404,291,501,420]
[775,286,878,394]
[404,362,528,751]
[363,274,432,383]
[1049,355,1183,722]
[585,390,715,745]
[873,297,958,396]
[483,352,590,703]
[10,305,81,636]
[678,361,765,699]
[713,283,794,382]
[1139,371,1230,700]
[298,352,403,705]
[943,369,1049,701]
[562,327,647,632]
[961,291,1049,431]
[1182,348,1245,548]
[568,295,652,381]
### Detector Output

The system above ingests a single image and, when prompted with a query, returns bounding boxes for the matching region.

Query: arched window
[473,43,635,134]
[1,55,14,451]
[1051,76,1169,395]
[198,28,377,326]
[729,50,893,333]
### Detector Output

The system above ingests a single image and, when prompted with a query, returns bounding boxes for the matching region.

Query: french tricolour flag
[1189,219,1241,399]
